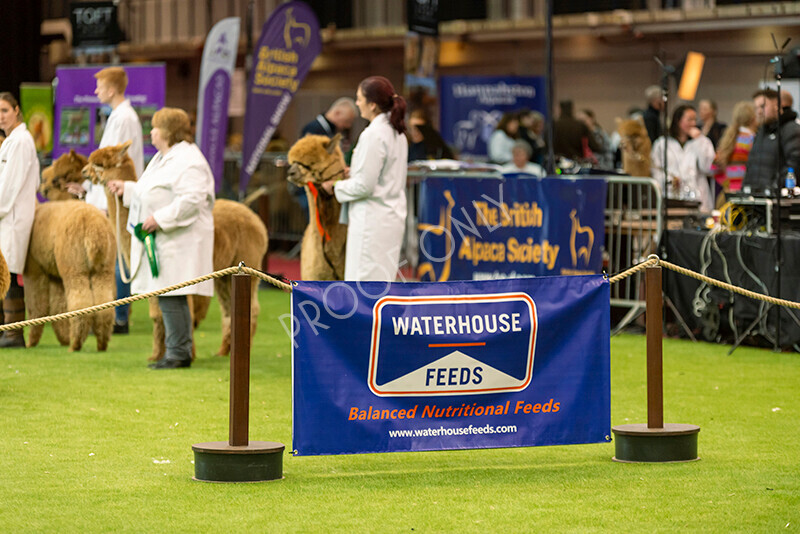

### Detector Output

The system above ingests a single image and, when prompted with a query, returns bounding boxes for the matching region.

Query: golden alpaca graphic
[417,190,456,282]
[569,209,594,267]
[283,7,311,49]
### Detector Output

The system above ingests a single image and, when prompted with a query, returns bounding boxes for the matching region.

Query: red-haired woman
[322,76,408,281]
[0,92,39,347]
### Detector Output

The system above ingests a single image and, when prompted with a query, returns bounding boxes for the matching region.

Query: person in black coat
[743,88,800,193]
[698,99,726,149]
[643,85,664,143]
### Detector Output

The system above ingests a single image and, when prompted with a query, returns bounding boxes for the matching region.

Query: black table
[664,229,800,349]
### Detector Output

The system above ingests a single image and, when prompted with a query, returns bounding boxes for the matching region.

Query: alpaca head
[82,140,135,184]
[40,149,88,200]
[286,133,346,188]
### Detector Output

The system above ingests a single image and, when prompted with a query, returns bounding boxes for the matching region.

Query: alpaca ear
[615,117,622,127]
[118,140,132,157]
[635,115,646,127]
[327,133,342,154]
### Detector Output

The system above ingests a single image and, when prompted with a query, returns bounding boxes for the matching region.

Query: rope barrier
[3,254,800,333]
[0,264,291,332]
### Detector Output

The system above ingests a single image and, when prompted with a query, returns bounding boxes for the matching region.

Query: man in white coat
[68,66,144,334]
[0,92,39,347]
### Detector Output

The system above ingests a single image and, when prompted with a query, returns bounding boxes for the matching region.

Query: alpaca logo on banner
[368,293,537,397]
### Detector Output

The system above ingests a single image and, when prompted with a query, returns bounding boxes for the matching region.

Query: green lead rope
[133,223,159,278]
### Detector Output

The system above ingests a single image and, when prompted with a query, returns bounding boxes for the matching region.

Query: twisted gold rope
[0,265,291,332]
[4,255,799,333]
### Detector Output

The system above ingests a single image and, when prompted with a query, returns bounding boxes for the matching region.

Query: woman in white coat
[651,104,716,212]
[108,108,214,369]
[0,92,39,348]
[321,76,408,282]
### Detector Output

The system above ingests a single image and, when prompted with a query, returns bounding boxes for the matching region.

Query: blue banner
[240,1,320,194]
[416,176,606,282]
[440,75,546,158]
[290,277,610,456]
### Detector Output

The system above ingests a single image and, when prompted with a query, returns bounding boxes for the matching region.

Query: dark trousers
[157,295,192,362]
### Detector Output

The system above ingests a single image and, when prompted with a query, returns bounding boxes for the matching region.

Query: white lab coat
[334,113,408,281]
[84,99,144,210]
[651,135,716,212]
[122,141,214,296]
[0,123,39,273]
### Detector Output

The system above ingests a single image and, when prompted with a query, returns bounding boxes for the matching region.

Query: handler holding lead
[321,76,408,282]
[107,108,214,369]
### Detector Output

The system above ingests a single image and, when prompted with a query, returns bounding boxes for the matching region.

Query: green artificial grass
[1,289,798,532]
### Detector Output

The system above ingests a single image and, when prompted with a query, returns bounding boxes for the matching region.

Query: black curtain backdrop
[0,0,43,101]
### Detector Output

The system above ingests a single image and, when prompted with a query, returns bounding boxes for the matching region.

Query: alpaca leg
[22,268,49,348]
[192,295,211,328]
[215,276,231,356]
[63,275,93,352]
[49,280,70,346]
[149,297,165,361]
[91,270,115,352]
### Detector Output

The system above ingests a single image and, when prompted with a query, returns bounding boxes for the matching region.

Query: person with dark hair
[553,100,600,161]
[488,112,522,164]
[650,104,716,211]
[321,76,408,281]
[0,92,39,348]
[107,107,215,369]
[407,108,453,161]
[697,98,726,148]
[743,88,800,193]
[518,109,546,166]
[577,108,613,168]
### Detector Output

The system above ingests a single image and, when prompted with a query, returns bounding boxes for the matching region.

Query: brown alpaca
[148,199,268,360]
[82,141,138,267]
[40,150,88,201]
[24,201,116,351]
[0,250,9,300]
[616,117,652,178]
[287,134,347,280]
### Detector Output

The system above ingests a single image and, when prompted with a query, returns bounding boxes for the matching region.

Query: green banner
[20,83,54,154]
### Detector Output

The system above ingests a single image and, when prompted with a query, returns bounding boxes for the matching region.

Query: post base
[611,423,700,463]
[191,441,285,482]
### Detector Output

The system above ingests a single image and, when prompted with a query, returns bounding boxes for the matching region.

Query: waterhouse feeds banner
[290,277,610,456]
[417,176,606,281]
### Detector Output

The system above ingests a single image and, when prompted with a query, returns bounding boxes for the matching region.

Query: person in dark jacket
[643,85,664,143]
[743,88,800,193]
[553,100,600,161]
[698,98,726,149]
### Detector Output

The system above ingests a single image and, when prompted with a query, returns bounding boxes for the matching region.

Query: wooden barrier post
[611,265,700,462]
[646,265,664,429]
[192,272,285,482]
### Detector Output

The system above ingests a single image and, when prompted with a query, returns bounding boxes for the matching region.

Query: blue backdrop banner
[417,175,606,282]
[439,75,546,158]
[290,277,610,456]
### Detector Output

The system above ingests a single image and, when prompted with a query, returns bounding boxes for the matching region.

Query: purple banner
[53,64,165,158]
[197,17,239,193]
[240,1,321,194]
